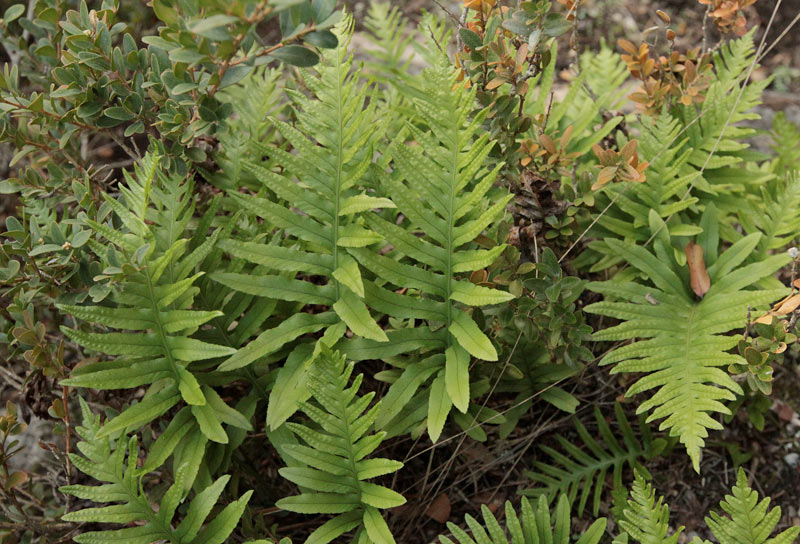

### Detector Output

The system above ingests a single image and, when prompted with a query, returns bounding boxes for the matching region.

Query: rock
[783,452,799,468]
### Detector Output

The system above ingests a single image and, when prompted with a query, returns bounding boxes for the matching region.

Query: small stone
[783,452,799,468]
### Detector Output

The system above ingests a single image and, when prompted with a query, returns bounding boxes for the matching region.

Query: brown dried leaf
[685,241,711,297]
[426,493,451,523]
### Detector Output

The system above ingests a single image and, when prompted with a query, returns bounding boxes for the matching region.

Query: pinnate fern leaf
[276,346,405,544]
[586,216,789,471]
[60,398,251,544]
[352,57,514,439]
[524,403,666,517]
[58,154,247,447]
[704,468,800,544]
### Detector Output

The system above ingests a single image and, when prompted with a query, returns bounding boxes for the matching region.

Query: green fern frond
[276,346,405,544]
[60,398,251,544]
[524,403,667,517]
[705,468,800,544]
[351,58,514,439]
[213,16,391,377]
[438,495,607,544]
[586,213,789,471]
[618,471,682,544]
[58,154,248,451]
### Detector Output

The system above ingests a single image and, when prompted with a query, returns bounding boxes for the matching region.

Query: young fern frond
[704,468,800,544]
[212,17,391,375]
[57,154,249,452]
[60,398,252,544]
[770,112,800,175]
[524,403,667,517]
[618,471,681,544]
[350,58,514,440]
[438,495,607,544]
[586,212,789,471]
[276,347,405,544]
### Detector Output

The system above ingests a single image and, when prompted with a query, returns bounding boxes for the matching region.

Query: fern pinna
[349,57,514,441]
[60,398,251,544]
[57,154,250,465]
[276,347,405,544]
[586,211,789,471]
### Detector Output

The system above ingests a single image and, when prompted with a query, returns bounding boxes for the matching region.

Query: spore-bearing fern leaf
[438,495,607,544]
[276,347,405,544]
[60,398,251,544]
[586,226,789,471]
[524,403,666,517]
[58,154,247,449]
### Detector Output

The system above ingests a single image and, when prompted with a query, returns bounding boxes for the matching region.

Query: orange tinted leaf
[685,241,711,297]
[618,38,637,55]
[486,77,505,90]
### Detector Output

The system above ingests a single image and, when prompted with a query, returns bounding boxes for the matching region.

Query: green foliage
[617,471,682,544]
[586,211,789,471]
[524,403,667,517]
[276,348,405,544]
[703,468,800,544]
[60,397,252,544]
[437,495,607,544]
[57,154,250,451]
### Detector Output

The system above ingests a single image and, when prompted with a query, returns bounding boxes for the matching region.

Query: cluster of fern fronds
[1,0,800,543]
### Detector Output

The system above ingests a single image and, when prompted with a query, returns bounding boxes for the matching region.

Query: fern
[276,347,405,544]
[349,57,514,440]
[618,469,800,544]
[586,212,789,471]
[212,17,391,378]
[60,398,251,544]
[524,403,667,517]
[618,471,681,544]
[703,468,800,544]
[438,495,607,544]
[57,154,250,455]
[770,112,800,176]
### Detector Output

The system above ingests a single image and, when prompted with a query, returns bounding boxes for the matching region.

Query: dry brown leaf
[426,493,451,523]
[685,241,710,297]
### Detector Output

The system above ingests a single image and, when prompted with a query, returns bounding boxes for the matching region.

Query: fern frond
[770,112,800,175]
[586,213,789,471]
[213,16,391,377]
[352,58,514,440]
[58,154,248,452]
[276,347,405,544]
[524,403,667,517]
[618,471,681,544]
[438,495,607,544]
[60,398,251,544]
[705,468,800,544]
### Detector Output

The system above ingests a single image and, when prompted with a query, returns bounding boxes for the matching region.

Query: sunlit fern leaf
[437,495,607,544]
[618,471,682,544]
[704,468,800,544]
[351,57,514,439]
[212,16,392,376]
[523,403,667,517]
[586,218,789,471]
[276,346,405,544]
[60,397,252,544]
[57,154,249,449]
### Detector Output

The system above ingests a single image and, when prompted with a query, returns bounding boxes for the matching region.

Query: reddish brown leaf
[685,241,711,297]
[426,493,451,523]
